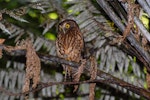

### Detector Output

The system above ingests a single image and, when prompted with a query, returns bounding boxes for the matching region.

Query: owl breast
[56,28,83,62]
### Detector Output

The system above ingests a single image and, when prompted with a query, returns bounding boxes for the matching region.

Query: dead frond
[22,39,41,94]
[89,56,97,100]
[0,38,5,58]
[146,72,150,90]
[0,13,2,21]
[73,59,86,92]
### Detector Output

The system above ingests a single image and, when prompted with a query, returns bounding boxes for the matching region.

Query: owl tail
[63,64,79,92]
[63,65,73,81]
[62,59,86,92]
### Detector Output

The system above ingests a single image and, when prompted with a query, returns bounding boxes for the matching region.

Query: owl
[56,19,84,87]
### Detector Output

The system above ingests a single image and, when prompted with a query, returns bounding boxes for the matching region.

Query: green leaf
[44,32,56,40]
[48,12,58,20]
[28,10,37,18]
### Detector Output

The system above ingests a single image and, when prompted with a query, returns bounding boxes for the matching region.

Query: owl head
[58,19,79,33]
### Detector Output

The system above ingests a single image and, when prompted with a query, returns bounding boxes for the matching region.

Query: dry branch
[39,53,150,99]
[1,45,150,99]
[0,78,149,98]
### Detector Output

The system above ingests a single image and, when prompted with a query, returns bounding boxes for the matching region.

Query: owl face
[58,19,79,34]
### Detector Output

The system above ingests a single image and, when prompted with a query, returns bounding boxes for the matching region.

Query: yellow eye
[65,23,70,29]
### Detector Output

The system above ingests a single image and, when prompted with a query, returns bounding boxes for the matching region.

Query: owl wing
[55,32,65,58]
[56,28,84,61]
[66,28,84,62]
[56,27,84,80]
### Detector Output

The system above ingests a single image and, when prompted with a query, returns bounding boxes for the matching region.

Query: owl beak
[62,28,66,34]
[59,25,66,34]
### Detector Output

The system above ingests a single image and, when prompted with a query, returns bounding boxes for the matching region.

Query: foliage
[0,0,150,100]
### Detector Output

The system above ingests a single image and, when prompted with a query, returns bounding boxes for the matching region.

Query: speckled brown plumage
[56,19,84,82]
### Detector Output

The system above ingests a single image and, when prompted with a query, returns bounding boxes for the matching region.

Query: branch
[0,78,149,99]
[1,46,150,99]
[0,80,95,96]
[40,54,150,99]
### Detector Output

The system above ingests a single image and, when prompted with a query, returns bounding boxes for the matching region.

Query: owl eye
[65,23,70,29]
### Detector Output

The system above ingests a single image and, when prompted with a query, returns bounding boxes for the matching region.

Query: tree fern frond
[29,0,58,13]
[33,37,56,55]
[68,3,86,15]
[0,20,25,40]
[0,0,148,99]
[42,20,57,35]
[0,22,11,35]
[65,1,145,86]
[4,10,29,23]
